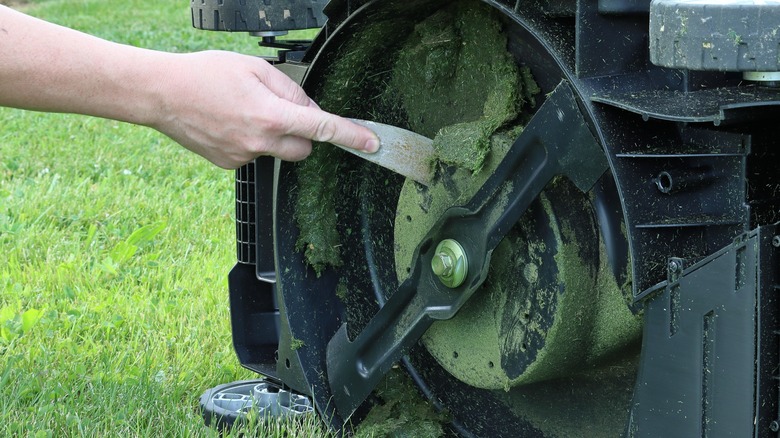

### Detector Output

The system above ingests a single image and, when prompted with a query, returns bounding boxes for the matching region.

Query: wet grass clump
[353,369,448,438]
[293,144,343,276]
[389,1,539,173]
[294,18,411,273]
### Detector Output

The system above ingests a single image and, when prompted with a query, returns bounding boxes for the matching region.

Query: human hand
[0,8,376,168]
[150,50,379,169]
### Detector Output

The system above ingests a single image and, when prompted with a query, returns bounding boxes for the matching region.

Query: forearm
[0,5,165,126]
[0,5,378,168]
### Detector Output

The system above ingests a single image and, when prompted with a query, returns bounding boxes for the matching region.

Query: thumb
[283,104,380,153]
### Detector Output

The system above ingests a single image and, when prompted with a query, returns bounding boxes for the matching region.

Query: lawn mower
[193,0,780,435]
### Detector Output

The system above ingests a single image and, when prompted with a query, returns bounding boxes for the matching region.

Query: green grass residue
[293,143,343,276]
[389,1,538,173]
[294,18,410,274]
[353,369,447,438]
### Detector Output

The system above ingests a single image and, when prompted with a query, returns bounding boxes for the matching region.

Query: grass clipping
[390,2,539,173]
[294,145,343,276]
[293,17,404,276]
[295,0,539,274]
[353,369,447,438]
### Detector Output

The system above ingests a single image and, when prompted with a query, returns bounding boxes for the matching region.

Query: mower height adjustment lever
[325,81,608,420]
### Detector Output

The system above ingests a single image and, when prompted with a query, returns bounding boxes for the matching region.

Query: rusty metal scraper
[333,119,435,187]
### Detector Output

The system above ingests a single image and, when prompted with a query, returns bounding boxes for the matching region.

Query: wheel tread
[190,0,327,32]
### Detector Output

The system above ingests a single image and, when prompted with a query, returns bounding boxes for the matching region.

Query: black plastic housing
[630,224,780,436]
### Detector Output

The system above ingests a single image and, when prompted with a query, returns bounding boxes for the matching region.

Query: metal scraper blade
[334,119,435,186]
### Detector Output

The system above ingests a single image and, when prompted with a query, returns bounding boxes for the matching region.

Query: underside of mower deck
[192,0,780,436]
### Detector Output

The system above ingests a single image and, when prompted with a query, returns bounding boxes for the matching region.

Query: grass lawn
[0,0,327,436]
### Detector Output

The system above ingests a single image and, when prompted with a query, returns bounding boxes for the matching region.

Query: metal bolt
[432,252,454,277]
[770,420,779,432]
[773,235,780,248]
[431,239,468,288]
[668,259,681,273]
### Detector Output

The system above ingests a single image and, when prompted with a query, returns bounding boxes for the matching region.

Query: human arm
[0,5,379,168]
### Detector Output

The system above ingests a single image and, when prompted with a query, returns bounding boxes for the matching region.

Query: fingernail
[364,137,380,153]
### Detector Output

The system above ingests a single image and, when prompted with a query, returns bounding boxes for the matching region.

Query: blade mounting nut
[431,239,468,288]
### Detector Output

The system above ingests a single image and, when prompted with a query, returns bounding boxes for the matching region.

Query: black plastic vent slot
[236,163,256,265]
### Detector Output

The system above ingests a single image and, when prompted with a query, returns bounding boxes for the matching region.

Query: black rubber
[190,0,327,32]
[650,0,780,71]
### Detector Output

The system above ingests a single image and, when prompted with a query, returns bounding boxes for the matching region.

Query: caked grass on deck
[0,0,325,436]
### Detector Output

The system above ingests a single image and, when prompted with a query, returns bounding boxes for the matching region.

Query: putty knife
[334,119,435,187]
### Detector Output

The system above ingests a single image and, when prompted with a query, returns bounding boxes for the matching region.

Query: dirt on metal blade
[335,119,435,187]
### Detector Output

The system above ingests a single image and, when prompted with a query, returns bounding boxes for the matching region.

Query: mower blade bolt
[432,252,454,277]
[772,235,780,248]
[431,239,468,288]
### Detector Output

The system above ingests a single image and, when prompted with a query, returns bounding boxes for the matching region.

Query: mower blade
[326,82,607,420]
[335,120,435,187]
